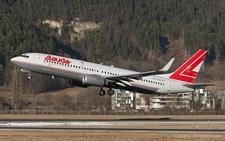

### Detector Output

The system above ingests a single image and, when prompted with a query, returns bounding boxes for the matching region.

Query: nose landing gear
[28,74,31,80]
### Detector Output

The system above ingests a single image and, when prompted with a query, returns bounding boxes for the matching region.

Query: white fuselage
[10,53,193,94]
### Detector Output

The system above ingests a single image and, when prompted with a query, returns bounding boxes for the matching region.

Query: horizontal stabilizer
[183,83,215,88]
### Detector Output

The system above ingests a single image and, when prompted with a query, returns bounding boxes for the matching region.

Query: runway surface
[0,120,225,133]
[0,126,225,132]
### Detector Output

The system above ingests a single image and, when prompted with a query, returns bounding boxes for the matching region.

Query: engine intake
[82,74,105,87]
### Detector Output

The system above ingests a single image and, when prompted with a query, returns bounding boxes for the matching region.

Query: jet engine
[68,80,88,88]
[82,74,106,87]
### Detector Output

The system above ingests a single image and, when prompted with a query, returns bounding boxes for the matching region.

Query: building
[111,88,211,111]
[217,90,225,109]
[150,93,191,110]
[193,89,211,109]
[111,89,149,111]
[111,89,134,110]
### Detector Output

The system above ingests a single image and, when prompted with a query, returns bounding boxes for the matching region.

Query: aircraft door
[36,56,42,65]
[167,83,172,92]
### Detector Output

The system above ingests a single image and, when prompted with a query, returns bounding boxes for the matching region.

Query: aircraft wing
[183,83,215,88]
[105,58,175,86]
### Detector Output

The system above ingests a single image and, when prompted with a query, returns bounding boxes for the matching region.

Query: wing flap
[105,58,175,85]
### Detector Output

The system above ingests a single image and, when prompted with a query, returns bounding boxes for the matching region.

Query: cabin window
[20,54,29,58]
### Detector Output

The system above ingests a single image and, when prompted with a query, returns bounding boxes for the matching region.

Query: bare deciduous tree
[10,66,25,110]
[0,97,11,110]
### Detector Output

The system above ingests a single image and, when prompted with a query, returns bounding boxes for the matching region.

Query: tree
[10,66,25,110]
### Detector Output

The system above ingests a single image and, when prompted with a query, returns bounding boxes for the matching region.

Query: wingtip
[159,58,175,72]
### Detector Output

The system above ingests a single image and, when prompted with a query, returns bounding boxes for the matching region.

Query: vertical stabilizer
[169,49,207,84]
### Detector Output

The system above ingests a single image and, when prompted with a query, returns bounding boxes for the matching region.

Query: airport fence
[1,110,225,115]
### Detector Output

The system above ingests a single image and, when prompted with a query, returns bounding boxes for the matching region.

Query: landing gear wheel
[98,89,105,96]
[28,74,31,80]
[108,89,115,96]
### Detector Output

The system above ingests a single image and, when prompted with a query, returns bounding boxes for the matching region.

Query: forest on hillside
[0,0,225,94]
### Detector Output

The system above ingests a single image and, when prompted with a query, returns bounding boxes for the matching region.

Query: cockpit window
[20,54,29,58]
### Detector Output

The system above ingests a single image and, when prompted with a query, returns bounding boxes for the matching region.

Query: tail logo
[186,66,191,72]
[169,49,207,83]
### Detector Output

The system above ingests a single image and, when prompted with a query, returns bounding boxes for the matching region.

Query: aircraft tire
[108,89,115,96]
[28,74,31,80]
[98,90,105,96]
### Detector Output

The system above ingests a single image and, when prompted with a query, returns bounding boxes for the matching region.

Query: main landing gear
[108,89,115,96]
[98,87,115,96]
[98,88,105,96]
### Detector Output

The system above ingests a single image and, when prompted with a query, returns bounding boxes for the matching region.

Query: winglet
[159,58,175,72]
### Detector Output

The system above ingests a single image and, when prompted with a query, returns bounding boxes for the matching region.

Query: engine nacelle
[82,74,105,87]
[68,80,88,88]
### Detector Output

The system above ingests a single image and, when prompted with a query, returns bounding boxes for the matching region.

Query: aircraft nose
[10,56,23,68]
[10,57,19,64]
[10,57,16,63]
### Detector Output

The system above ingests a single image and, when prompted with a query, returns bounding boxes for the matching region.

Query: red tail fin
[169,49,207,83]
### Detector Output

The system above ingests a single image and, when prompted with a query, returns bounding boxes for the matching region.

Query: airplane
[10,49,214,96]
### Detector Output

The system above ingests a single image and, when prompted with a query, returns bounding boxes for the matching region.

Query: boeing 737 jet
[10,49,213,96]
